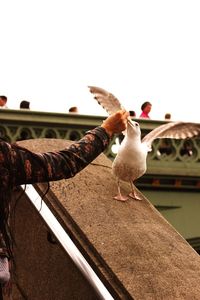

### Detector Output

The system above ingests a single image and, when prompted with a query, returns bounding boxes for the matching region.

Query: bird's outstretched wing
[88,86,124,114]
[142,121,200,149]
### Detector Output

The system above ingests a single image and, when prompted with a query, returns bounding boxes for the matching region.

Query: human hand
[101,110,129,137]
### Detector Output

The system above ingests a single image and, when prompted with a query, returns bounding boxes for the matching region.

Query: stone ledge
[16,139,200,299]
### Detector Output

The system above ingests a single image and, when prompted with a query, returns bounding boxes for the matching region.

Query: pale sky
[1,0,200,122]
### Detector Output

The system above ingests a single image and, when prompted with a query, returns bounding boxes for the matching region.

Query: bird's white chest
[112,141,147,182]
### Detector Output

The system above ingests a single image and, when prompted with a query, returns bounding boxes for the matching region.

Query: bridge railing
[1,109,200,179]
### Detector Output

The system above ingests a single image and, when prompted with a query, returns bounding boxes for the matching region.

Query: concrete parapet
[9,139,200,300]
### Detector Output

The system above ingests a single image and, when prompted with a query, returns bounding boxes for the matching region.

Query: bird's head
[127,119,141,139]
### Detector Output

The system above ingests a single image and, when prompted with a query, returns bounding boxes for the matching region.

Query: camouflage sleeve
[0,127,110,189]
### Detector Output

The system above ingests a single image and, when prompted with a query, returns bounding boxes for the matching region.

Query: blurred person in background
[69,106,78,113]
[0,96,8,109]
[129,110,136,118]
[164,113,171,120]
[19,100,30,109]
[139,101,152,119]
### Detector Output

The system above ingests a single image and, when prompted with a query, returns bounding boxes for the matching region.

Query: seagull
[88,86,200,201]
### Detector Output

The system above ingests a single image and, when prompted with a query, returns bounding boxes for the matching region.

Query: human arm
[0,110,128,189]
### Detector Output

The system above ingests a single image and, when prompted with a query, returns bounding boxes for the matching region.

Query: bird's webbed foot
[113,194,129,201]
[128,192,142,201]
[129,182,142,201]
[114,181,129,201]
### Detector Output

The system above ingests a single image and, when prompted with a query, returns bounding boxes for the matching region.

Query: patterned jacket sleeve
[0,127,110,189]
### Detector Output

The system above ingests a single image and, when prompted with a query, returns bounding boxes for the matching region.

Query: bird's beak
[127,119,139,128]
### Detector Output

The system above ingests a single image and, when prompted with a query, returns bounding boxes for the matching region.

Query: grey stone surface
[13,138,200,300]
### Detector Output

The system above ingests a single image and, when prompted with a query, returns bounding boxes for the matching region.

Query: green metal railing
[1,109,200,179]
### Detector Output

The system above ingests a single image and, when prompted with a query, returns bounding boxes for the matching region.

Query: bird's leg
[113,179,129,201]
[129,181,142,201]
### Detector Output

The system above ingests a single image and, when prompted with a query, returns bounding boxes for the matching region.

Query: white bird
[88,86,200,201]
